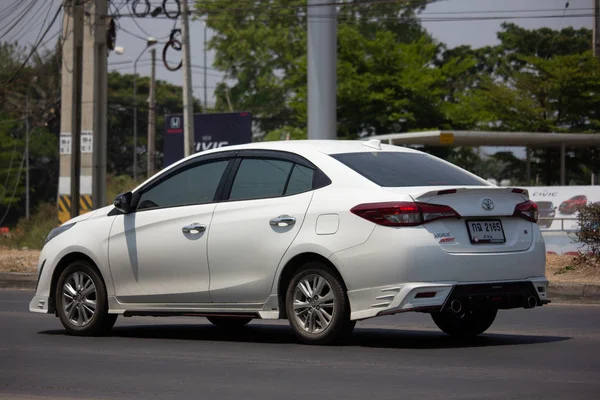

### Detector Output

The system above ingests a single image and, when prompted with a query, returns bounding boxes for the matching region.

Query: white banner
[523,186,600,231]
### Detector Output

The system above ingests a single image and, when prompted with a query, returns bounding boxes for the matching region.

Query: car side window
[284,164,314,196]
[229,158,294,201]
[136,160,229,210]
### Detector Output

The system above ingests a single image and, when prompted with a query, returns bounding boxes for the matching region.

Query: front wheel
[285,263,351,345]
[55,261,117,336]
[431,308,497,338]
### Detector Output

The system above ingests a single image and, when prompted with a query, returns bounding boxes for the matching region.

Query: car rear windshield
[331,152,487,187]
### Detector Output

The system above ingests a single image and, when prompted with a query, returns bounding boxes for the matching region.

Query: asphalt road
[1,290,599,400]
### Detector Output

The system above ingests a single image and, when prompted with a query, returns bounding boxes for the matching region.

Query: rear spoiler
[410,187,530,201]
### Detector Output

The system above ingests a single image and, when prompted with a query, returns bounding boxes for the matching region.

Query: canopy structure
[368,130,600,185]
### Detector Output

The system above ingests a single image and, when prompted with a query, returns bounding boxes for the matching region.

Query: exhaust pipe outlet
[525,295,537,309]
[450,299,462,314]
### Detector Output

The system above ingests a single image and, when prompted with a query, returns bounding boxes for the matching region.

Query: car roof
[133,140,434,193]
[193,140,422,158]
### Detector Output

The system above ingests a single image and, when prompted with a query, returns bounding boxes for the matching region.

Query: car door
[108,154,234,304]
[208,151,320,303]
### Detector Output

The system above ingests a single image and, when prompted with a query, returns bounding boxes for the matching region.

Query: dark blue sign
[164,112,252,167]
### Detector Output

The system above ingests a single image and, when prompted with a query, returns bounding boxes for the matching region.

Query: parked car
[535,201,556,229]
[30,140,549,345]
[559,195,587,215]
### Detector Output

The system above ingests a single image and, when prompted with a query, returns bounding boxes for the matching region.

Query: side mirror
[113,192,133,213]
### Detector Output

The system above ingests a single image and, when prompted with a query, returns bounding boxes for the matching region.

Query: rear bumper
[348,277,549,320]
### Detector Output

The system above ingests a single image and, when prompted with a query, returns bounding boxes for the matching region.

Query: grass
[554,265,576,275]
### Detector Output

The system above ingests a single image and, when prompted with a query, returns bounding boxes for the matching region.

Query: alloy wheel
[292,274,335,334]
[62,271,97,327]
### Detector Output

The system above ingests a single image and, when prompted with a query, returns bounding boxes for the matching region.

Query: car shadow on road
[40,322,571,349]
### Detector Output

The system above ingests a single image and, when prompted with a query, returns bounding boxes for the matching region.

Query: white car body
[30,140,548,336]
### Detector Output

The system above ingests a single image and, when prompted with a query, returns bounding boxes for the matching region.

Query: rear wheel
[431,309,497,338]
[206,316,253,328]
[285,263,351,345]
[55,261,117,336]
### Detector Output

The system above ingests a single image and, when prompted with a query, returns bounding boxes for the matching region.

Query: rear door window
[229,159,294,201]
[331,152,488,187]
[284,164,314,196]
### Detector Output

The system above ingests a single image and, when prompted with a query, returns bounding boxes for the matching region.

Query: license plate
[466,220,506,244]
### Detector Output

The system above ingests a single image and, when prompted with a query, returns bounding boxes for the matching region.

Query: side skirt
[107,296,281,319]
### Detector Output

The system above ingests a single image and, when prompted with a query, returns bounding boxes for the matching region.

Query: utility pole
[147,48,156,177]
[132,38,157,181]
[92,0,108,208]
[181,0,195,156]
[594,0,600,184]
[307,0,337,140]
[25,88,30,220]
[70,0,84,219]
[594,0,600,60]
[203,23,208,111]
[25,77,36,219]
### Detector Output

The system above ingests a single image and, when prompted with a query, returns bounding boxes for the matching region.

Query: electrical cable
[0,140,18,203]
[5,0,49,44]
[0,138,27,227]
[162,0,181,19]
[131,0,151,17]
[162,28,182,71]
[0,2,63,92]
[0,0,39,41]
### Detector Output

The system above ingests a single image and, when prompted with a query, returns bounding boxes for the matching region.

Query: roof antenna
[362,139,382,150]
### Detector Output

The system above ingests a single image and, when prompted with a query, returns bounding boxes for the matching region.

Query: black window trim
[219,149,332,203]
[130,150,239,213]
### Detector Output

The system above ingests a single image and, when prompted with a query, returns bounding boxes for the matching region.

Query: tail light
[350,202,460,227]
[513,200,538,222]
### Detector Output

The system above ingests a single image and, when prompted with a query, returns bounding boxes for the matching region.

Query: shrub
[0,202,58,250]
[574,202,600,266]
[0,175,145,250]
[106,174,144,205]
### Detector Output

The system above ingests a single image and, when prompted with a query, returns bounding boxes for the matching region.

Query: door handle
[270,215,296,227]
[182,223,206,234]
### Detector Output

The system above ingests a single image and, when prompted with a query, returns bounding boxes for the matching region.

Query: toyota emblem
[481,198,494,211]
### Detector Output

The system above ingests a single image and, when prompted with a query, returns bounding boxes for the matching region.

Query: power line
[0,2,63,92]
[0,136,27,226]
[0,0,39,41]
[5,0,49,44]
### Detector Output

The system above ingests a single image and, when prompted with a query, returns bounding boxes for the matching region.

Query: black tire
[431,308,497,338]
[206,316,253,328]
[285,262,351,345]
[55,261,117,336]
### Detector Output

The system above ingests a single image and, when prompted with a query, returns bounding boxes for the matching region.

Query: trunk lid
[384,186,535,253]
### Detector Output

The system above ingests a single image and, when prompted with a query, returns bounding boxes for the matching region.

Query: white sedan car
[30,140,549,344]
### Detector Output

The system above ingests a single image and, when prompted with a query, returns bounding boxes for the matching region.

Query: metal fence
[537,217,579,233]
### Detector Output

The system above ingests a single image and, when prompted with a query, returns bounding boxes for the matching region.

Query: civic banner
[164,112,252,167]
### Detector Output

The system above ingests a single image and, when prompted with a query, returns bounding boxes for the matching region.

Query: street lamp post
[203,23,208,111]
[132,37,157,180]
[25,76,37,220]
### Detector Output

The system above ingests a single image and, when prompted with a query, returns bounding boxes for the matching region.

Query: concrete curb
[547,282,600,303]
[0,272,37,290]
[0,272,599,303]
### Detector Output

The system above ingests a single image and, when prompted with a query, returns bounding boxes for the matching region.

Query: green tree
[196,0,447,138]
[106,71,202,176]
[446,22,600,185]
